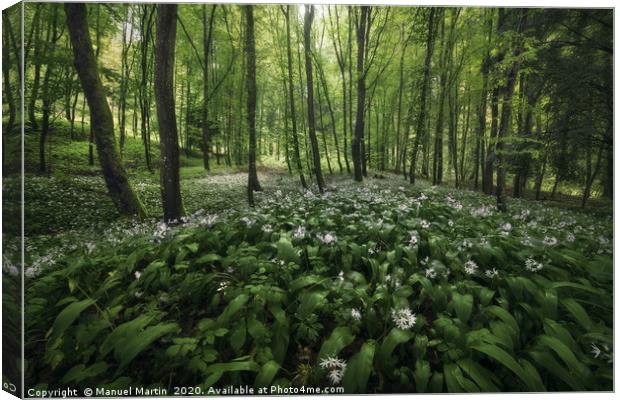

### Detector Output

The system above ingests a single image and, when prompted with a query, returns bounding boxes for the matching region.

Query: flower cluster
[319,356,347,385]
[391,307,417,330]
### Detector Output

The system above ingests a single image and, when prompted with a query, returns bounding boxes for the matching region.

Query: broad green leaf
[453,293,474,323]
[561,298,592,330]
[116,323,179,371]
[254,360,280,388]
[48,299,95,344]
[378,328,413,369]
[342,341,376,393]
[318,326,355,362]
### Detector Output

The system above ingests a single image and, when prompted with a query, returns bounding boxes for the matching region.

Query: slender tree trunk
[282,5,307,189]
[2,14,16,133]
[64,3,146,218]
[352,6,369,182]
[202,5,217,171]
[473,14,492,190]
[496,10,528,212]
[409,9,436,184]
[303,6,325,192]
[39,6,59,173]
[154,4,184,221]
[28,8,42,131]
[244,6,262,206]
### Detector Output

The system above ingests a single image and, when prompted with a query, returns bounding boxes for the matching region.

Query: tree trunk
[282,5,307,189]
[154,4,184,222]
[244,6,262,206]
[496,9,528,212]
[303,6,325,192]
[64,3,146,218]
[202,5,217,171]
[409,9,436,184]
[352,6,370,182]
[2,13,16,133]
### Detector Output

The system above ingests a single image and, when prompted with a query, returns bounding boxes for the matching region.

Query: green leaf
[277,237,300,264]
[60,362,108,384]
[471,344,535,391]
[453,293,474,323]
[318,327,355,362]
[289,275,322,292]
[378,328,413,369]
[254,361,280,388]
[485,305,519,336]
[561,298,592,330]
[456,359,500,392]
[115,323,179,371]
[413,360,432,393]
[537,335,589,378]
[204,361,260,387]
[342,341,376,393]
[216,294,249,326]
[48,299,96,345]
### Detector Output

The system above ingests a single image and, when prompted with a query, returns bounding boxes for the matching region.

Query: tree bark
[244,6,262,206]
[303,6,325,193]
[202,5,217,171]
[282,5,307,189]
[496,9,528,212]
[64,3,146,218]
[352,6,370,182]
[154,4,185,222]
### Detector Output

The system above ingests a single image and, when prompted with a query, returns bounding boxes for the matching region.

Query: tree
[409,9,437,184]
[352,6,370,182]
[244,5,262,206]
[64,3,146,217]
[282,5,307,189]
[303,5,325,193]
[154,4,185,221]
[496,9,528,212]
[202,5,217,170]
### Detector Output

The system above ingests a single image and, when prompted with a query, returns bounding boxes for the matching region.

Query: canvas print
[1,1,613,396]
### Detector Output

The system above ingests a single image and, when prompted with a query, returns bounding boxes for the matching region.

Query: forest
[1,2,613,395]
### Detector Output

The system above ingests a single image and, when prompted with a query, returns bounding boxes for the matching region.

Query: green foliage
[20,173,611,393]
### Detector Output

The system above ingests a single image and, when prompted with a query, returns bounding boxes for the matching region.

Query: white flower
[543,236,558,246]
[485,268,499,278]
[591,343,602,358]
[391,308,417,330]
[408,232,419,246]
[327,368,345,385]
[293,226,306,239]
[525,258,543,272]
[480,237,489,246]
[134,271,142,280]
[462,239,473,249]
[338,271,345,282]
[464,260,478,275]
[153,222,169,241]
[501,222,512,233]
[420,220,431,229]
[425,267,437,279]
[262,224,273,233]
[25,266,40,278]
[319,356,347,370]
[448,219,454,227]
[85,242,96,254]
[351,308,362,321]
[566,233,575,243]
[319,232,337,245]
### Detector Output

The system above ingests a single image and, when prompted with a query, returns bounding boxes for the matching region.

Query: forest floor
[1,122,614,392]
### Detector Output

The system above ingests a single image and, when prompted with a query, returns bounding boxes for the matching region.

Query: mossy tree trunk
[64,3,146,218]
